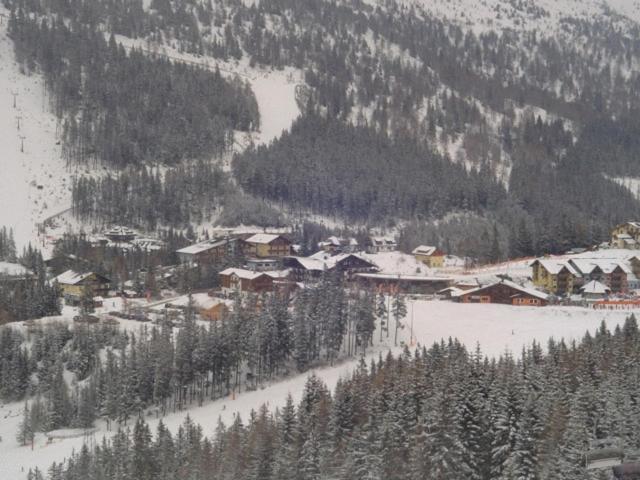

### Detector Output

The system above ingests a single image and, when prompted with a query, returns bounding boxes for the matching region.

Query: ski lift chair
[613,451,640,480]
[585,438,625,470]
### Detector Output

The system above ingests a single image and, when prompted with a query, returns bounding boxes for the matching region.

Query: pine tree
[391,292,407,346]
[17,401,34,447]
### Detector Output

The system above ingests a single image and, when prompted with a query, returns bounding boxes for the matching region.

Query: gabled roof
[289,252,377,272]
[462,280,549,301]
[580,280,611,295]
[245,233,288,245]
[55,270,109,285]
[412,245,443,256]
[568,259,604,275]
[219,268,272,281]
[531,259,578,276]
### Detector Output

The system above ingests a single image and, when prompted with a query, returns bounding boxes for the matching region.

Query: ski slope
[0,14,70,251]
[1,300,634,479]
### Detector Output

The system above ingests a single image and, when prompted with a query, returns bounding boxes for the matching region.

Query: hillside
[0,12,70,249]
[3,0,640,257]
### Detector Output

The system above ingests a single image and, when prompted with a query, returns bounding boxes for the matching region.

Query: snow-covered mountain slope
[0,16,70,250]
[397,0,640,33]
[114,35,302,148]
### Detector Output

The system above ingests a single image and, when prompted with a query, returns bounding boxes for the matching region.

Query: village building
[437,279,481,299]
[219,268,277,295]
[456,280,549,306]
[530,259,578,295]
[355,272,452,295]
[367,236,397,253]
[242,234,292,258]
[159,293,232,322]
[567,259,629,293]
[177,237,240,265]
[0,262,36,285]
[580,280,611,301]
[44,254,86,276]
[245,258,281,272]
[611,222,640,249]
[54,270,111,305]
[104,226,137,243]
[283,252,378,281]
[412,245,446,268]
[318,236,359,254]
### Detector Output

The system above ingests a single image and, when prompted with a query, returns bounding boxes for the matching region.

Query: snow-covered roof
[438,286,465,297]
[292,252,375,272]
[580,280,611,295]
[265,269,291,279]
[370,236,396,246]
[219,268,270,280]
[412,245,443,256]
[620,222,640,229]
[0,262,31,277]
[531,259,578,276]
[568,259,603,275]
[245,233,285,244]
[318,236,358,248]
[177,238,233,255]
[163,293,231,311]
[105,226,136,237]
[461,280,549,301]
[357,273,452,282]
[55,270,97,285]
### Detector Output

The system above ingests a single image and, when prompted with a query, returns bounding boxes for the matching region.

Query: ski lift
[585,438,625,470]
[613,451,640,480]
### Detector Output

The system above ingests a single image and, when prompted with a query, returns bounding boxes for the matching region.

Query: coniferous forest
[5,0,640,257]
[3,274,384,432]
[16,315,640,480]
[7,4,259,169]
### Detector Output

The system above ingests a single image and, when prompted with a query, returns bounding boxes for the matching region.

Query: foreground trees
[31,315,640,480]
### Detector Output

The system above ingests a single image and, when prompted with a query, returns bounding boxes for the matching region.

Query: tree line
[25,315,640,480]
[5,277,407,437]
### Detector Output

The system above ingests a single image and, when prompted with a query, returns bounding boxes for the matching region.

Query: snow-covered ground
[609,176,640,199]
[0,12,71,251]
[1,299,634,479]
[392,0,640,34]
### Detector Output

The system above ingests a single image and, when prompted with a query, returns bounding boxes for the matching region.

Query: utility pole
[19,135,26,153]
[11,90,18,109]
[15,115,22,131]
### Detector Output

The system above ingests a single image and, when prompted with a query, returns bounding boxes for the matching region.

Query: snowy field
[0,11,71,251]
[0,300,633,479]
